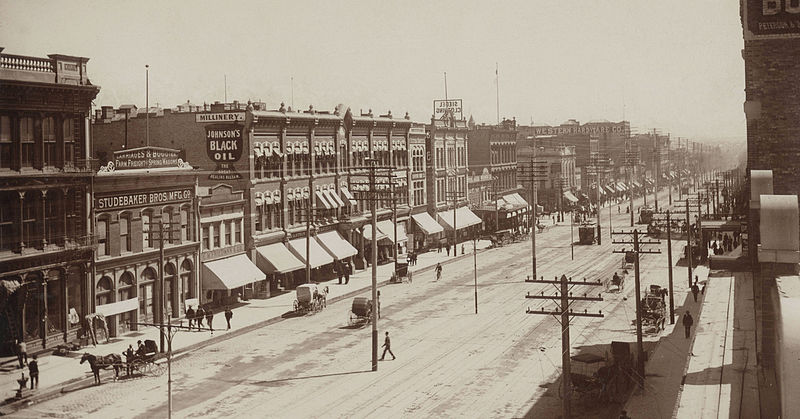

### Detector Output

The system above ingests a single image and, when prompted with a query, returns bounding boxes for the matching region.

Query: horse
[80,353,122,384]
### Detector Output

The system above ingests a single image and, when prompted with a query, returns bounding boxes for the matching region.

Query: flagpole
[444,71,448,101]
[496,63,500,124]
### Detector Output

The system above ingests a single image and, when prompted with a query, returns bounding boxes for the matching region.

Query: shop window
[46,269,63,333]
[43,117,56,168]
[181,259,194,300]
[118,272,135,332]
[139,268,156,323]
[20,117,34,168]
[66,265,83,328]
[164,263,176,317]
[0,115,11,169]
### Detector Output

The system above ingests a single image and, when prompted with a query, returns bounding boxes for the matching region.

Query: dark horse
[80,353,122,384]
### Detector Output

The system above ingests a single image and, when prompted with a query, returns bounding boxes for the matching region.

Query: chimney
[101,106,113,120]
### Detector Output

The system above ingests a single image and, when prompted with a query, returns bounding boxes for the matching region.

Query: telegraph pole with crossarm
[612,229,660,388]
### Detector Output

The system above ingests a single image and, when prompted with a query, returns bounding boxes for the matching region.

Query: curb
[1,248,488,415]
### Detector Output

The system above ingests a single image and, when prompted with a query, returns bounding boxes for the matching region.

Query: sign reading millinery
[195,112,245,123]
[433,99,463,121]
[206,124,243,180]
[113,146,180,169]
[743,0,800,39]
[95,187,194,211]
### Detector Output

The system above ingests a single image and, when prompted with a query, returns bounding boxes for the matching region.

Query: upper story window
[0,116,11,169]
[63,118,75,166]
[43,117,56,167]
[97,216,109,256]
[142,210,153,249]
[20,117,34,168]
[119,212,131,253]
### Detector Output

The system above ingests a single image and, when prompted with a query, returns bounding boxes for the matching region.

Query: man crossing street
[379,331,395,360]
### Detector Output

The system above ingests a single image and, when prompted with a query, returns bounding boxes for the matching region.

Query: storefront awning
[316,191,332,209]
[376,220,408,243]
[316,231,358,260]
[256,243,304,274]
[563,191,579,203]
[605,185,617,194]
[412,212,444,235]
[437,206,483,230]
[500,193,528,211]
[95,297,138,317]
[362,224,388,241]
[203,254,264,290]
[341,187,357,206]
[325,189,345,208]
[288,237,335,268]
[615,183,626,192]
[631,181,642,188]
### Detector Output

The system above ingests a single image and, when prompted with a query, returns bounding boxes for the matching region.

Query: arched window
[96,215,109,256]
[96,276,114,306]
[139,267,156,323]
[181,258,194,300]
[119,212,131,253]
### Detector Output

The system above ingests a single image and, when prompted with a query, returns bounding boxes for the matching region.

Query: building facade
[0,49,99,351]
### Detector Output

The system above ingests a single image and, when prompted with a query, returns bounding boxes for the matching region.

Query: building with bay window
[0,48,99,352]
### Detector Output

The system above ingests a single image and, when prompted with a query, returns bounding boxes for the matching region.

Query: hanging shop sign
[206,124,243,180]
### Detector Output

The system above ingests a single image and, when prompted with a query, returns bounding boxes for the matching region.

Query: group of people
[185,306,234,332]
[334,260,353,285]
[710,231,739,255]
[15,339,38,390]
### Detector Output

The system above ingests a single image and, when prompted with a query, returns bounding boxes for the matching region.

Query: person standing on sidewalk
[691,281,700,302]
[224,306,233,330]
[379,331,395,360]
[28,355,38,389]
[344,260,352,284]
[205,308,214,333]
[195,306,205,331]
[335,261,343,284]
[682,310,694,339]
[186,306,195,329]
[16,339,27,368]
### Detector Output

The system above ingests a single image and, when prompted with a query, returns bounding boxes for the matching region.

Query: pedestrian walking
[186,306,195,329]
[344,261,352,284]
[437,241,442,253]
[461,244,465,255]
[691,282,700,302]
[682,310,694,339]
[224,306,233,330]
[379,331,396,360]
[445,243,451,256]
[336,262,343,284]
[195,306,205,331]
[28,355,38,389]
[16,339,27,368]
[435,263,442,281]
[206,308,214,333]
[408,270,413,284]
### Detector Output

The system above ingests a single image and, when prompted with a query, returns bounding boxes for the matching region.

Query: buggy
[126,339,164,377]
[608,269,628,293]
[293,283,327,314]
[348,297,373,326]
[621,251,635,270]
[390,256,410,283]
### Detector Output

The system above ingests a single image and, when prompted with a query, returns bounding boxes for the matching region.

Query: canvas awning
[340,187,357,206]
[563,191,579,203]
[315,190,332,209]
[255,243,304,274]
[325,189,345,207]
[95,297,139,317]
[288,237,334,268]
[437,207,482,230]
[615,183,626,192]
[605,185,617,194]
[203,254,264,290]
[362,224,388,241]
[412,212,444,235]
[316,230,358,260]
[376,220,408,243]
[631,181,642,188]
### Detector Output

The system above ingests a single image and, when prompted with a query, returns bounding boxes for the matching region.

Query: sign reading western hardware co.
[206,124,243,180]
[95,188,194,211]
[743,0,800,39]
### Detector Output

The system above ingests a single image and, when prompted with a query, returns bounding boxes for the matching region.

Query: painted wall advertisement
[743,0,800,39]
[206,124,243,180]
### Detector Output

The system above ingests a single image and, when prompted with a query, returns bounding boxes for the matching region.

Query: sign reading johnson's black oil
[206,124,243,180]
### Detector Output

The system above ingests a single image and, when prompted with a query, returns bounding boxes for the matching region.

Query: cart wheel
[348,312,356,326]
[151,362,165,376]
[131,359,145,375]
[293,300,299,312]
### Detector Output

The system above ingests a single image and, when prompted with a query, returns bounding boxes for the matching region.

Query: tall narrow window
[213,222,221,248]
[180,207,189,242]
[235,219,242,243]
[162,208,173,244]
[20,117,34,168]
[96,217,108,256]
[224,220,232,246]
[43,117,56,168]
[22,192,38,248]
[202,225,210,250]
[0,192,14,251]
[63,118,75,167]
[119,212,130,253]
[0,116,11,169]
[141,210,152,249]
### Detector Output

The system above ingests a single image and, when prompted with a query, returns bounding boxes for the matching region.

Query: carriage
[348,297,373,326]
[639,285,667,332]
[293,283,327,314]
[128,339,164,376]
[578,223,596,245]
[608,269,628,293]
[621,251,635,270]
[638,206,654,224]
[390,256,410,283]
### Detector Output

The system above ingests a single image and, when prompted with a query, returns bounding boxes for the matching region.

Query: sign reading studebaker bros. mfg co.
[743,0,800,39]
[95,188,194,211]
[205,124,243,180]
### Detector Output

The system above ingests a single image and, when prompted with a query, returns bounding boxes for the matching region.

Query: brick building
[0,48,99,351]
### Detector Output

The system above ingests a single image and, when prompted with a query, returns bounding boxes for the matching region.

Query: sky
[0,0,746,142]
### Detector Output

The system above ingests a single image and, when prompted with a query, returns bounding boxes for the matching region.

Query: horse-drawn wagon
[639,285,667,332]
[293,283,327,314]
[578,222,596,245]
[348,297,373,326]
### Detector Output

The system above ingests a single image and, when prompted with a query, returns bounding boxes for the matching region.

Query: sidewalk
[624,270,759,418]
[0,239,491,414]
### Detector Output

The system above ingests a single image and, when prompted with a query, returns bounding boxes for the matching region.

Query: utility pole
[653,129,659,212]
[589,152,609,245]
[651,210,677,324]
[612,229,661,388]
[525,275,604,419]
[625,144,638,227]
[446,189,461,258]
[518,154,547,281]
[676,195,701,287]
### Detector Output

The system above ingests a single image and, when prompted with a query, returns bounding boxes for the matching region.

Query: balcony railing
[0,53,54,73]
